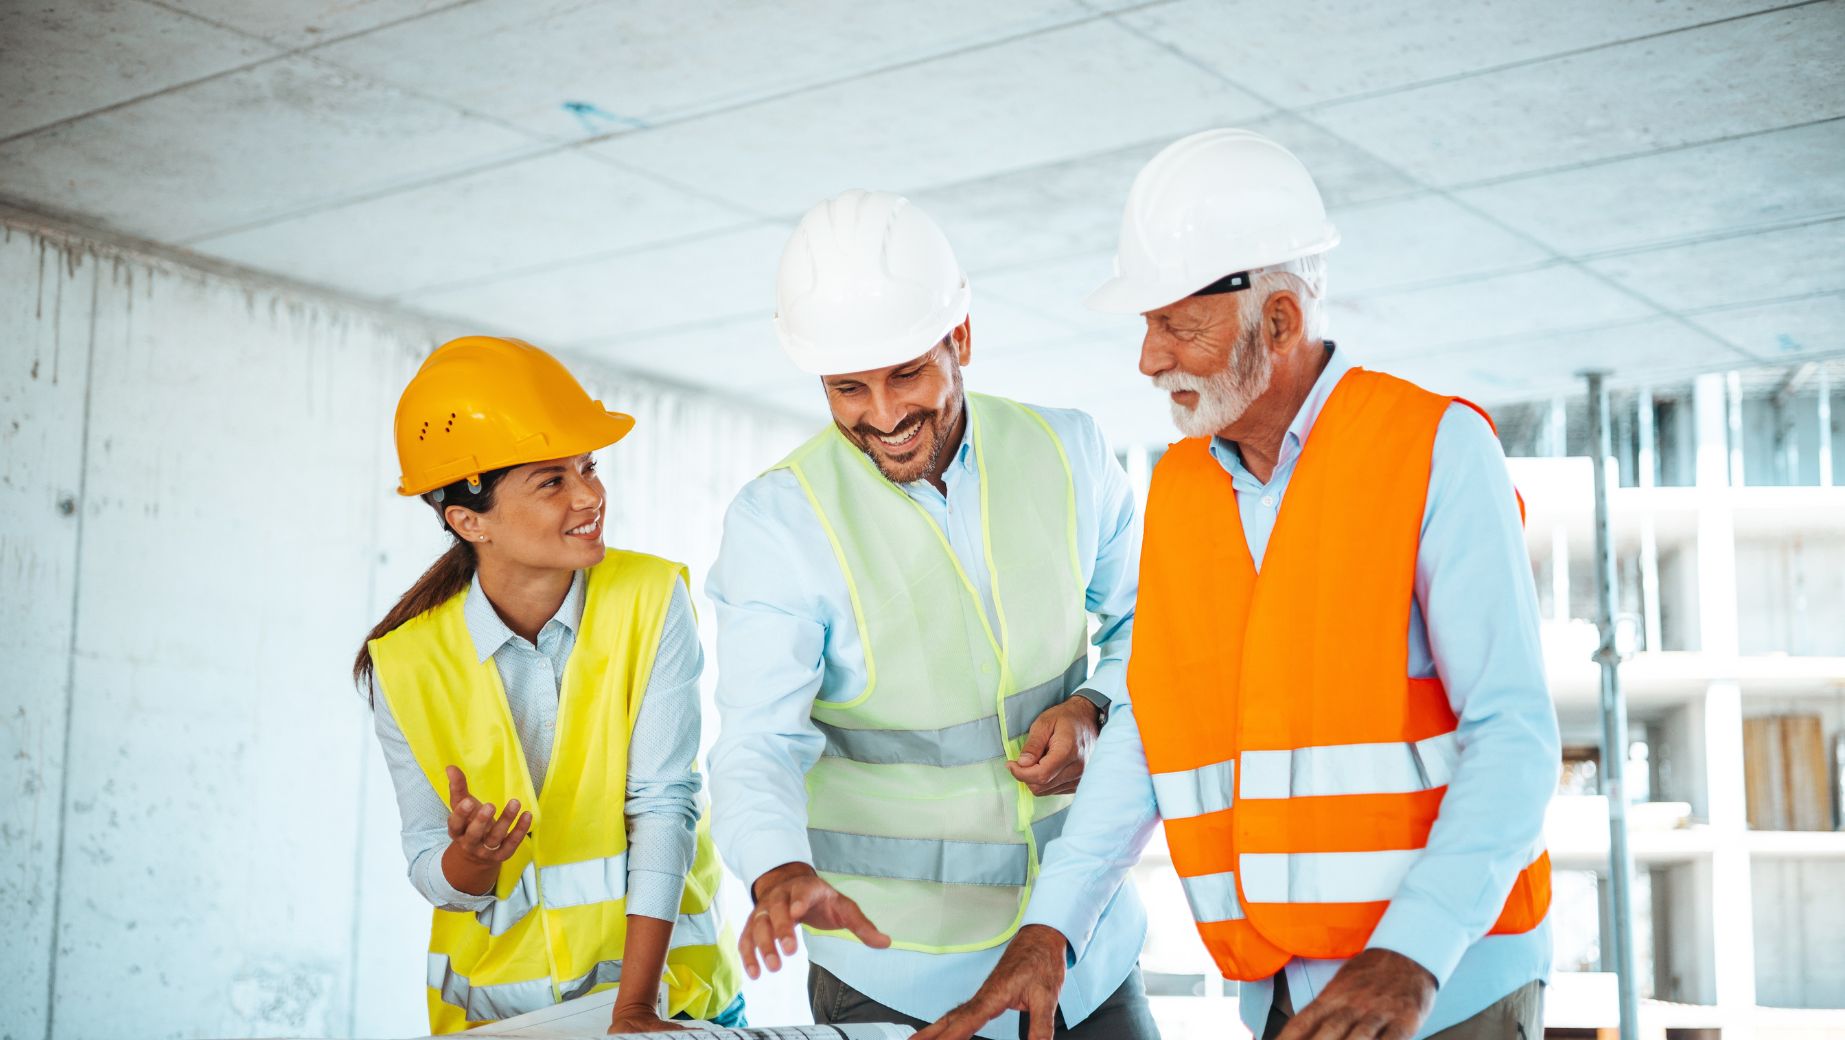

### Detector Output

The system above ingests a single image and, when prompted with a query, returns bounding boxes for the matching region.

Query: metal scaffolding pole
[1584,370,1641,1040]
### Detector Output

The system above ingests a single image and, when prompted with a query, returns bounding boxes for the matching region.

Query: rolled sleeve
[1075,410,1139,707]
[368,675,493,913]
[706,481,832,890]
[1366,405,1560,985]
[1022,700,1160,961]
[623,579,705,920]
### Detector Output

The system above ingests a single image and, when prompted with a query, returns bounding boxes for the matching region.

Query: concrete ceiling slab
[1393,317,1756,402]
[911,146,1155,275]
[314,0,1102,137]
[1312,4,1845,187]
[0,0,277,140]
[0,56,532,242]
[401,223,790,346]
[1121,0,1780,110]
[974,251,1144,341]
[192,151,749,299]
[589,19,1269,216]
[1457,120,1845,256]
[1329,193,1553,295]
[3,0,1837,429]
[913,110,1425,278]
[1587,219,1845,313]
[1689,292,1845,360]
[168,0,464,49]
[1332,264,1656,359]
[574,316,802,401]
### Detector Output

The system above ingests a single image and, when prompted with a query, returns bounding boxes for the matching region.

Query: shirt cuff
[1021,876,1111,964]
[626,868,689,922]
[1071,687,1111,718]
[414,842,494,913]
[738,829,816,896]
[1083,658,1128,706]
[1365,891,1476,987]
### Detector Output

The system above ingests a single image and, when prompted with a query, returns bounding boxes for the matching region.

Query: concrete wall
[0,218,811,1040]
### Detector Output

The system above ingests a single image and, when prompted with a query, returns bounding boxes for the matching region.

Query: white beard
[1152,332,1274,438]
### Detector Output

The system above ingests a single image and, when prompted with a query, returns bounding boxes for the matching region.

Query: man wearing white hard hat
[705,190,1160,1038]
[925,131,1558,1040]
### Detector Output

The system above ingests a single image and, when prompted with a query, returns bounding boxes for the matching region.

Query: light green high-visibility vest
[770,392,1090,953]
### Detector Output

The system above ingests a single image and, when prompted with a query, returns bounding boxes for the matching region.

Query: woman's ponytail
[352,466,512,690]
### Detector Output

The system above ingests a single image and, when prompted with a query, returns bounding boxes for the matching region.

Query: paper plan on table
[459,989,913,1040]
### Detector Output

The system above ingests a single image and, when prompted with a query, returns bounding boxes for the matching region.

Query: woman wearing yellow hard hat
[352,336,743,1034]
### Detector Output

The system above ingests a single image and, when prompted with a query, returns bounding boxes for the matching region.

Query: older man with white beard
[921,130,1559,1040]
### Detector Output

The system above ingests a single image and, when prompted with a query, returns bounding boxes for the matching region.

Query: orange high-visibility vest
[1131,367,1551,981]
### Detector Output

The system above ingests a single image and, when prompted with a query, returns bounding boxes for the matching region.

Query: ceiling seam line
[1290,0,1833,115]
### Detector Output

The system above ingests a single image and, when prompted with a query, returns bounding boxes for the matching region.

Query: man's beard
[846,378,964,484]
[1151,323,1274,438]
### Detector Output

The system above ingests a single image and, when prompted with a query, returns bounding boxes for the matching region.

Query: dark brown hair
[353,467,513,689]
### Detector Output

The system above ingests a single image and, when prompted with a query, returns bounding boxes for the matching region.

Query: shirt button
[1261,495,1275,508]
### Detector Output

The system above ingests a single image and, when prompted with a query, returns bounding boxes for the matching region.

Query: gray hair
[1233,253,1329,342]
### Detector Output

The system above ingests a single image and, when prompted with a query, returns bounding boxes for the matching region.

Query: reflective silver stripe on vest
[1238,849,1422,904]
[812,807,1070,887]
[1151,759,1236,820]
[1180,869,1246,923]
[475,851,631,936]
[428,953,557,1022]
[816,657,1088,766]
[1238,732,1460,800]
[429,909,721,1019]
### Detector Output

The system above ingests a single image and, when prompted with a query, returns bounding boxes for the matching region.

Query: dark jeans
[1261,977,1543,1040]
[809,963,1161,1039]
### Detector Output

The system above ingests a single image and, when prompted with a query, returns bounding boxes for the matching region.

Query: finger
[446,765,468,806]
[766,890,801,956]
[834,892,891,948]
[1026,1002,1055,1040]
[1274,1003,1320,1040]
[501,812,534,853]
[1278,1003,1348,1040]
[758,897,797,972]
[917,994,1004,1040]
[461,805,496,849]
[743,908,781,979]
[1035,762,1083,796]
[482,799,521,848]
[736,916,763,980]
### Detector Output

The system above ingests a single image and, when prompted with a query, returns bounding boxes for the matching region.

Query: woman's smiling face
[446,453,607,572]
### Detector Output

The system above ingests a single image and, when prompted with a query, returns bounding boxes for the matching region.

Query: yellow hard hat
[393,336,634,496]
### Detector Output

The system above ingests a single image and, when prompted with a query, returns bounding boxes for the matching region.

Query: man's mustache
[854,411,931,439]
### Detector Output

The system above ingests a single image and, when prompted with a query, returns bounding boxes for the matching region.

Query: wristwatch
[1071,687,1110,727]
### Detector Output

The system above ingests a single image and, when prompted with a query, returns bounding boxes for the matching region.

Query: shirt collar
[1210,342,1354,485]
[462,569,586,663]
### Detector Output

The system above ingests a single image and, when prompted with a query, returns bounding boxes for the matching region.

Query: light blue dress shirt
[366,570,704,921]
[1023,346,1558,1038]
[707,403,1148,1039]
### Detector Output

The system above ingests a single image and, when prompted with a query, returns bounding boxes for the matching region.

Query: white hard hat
[1088,129,1339,315]
[773,190,971,376]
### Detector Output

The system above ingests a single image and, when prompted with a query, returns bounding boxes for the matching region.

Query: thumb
[446,765,468,806]
[1015,716,1053,767]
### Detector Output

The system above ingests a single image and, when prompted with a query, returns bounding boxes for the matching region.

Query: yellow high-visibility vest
[770,393,1090,953]
[371,549,741,1033]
